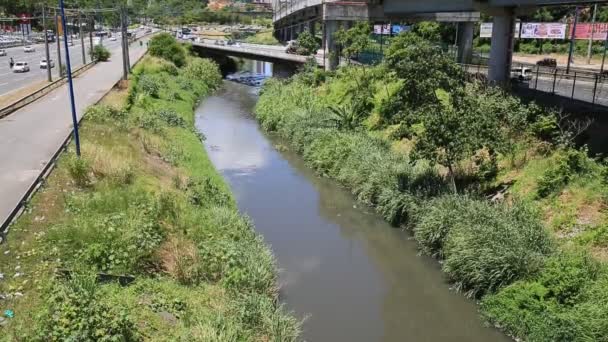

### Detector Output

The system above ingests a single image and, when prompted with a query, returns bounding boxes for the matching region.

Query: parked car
[285,40,299,54]
[12,61,30,72]
[0,49,6,56]
[536,58,557,68]
[40,59,55,69]
[511,67,533,82]
[110,36,117,41]
[23,45,35,52]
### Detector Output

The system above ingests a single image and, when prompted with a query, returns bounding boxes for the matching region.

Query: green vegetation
[91,45,111,62]
[244,30,281,46]
[148,33,187,67]
[255,26,608,341]
[294,31,319,56]
[0,35,298,340]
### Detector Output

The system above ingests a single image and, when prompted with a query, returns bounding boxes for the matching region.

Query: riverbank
[0,36,298,340]
[254,31,608,341]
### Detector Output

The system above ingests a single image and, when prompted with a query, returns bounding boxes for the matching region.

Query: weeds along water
[0,34,299,341]
[254,32,608,341]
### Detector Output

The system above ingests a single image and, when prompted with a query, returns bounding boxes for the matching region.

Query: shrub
[91,44,111,62]
[157,108,186,127]
[441,201,554,298]
[414,195,478,259]
[148,33,186,67]
[137,74,162,98]
[481,251,607,341]
[66,155,91,187]
[85,104,127,123]
[295,31,319,56]
[37,274,140,341]
[182,59,223,90]
[537,148,595,198]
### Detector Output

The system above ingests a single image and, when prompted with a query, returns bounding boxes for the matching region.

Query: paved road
[0,35,152,231]
[0,35,134,97]
[463,64,608,107]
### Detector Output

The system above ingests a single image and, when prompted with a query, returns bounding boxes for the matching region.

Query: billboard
[373,24,391,35]
[390,25,410,35]
[570,23,608,40]
[480,22,520,38]
[520,23,566,39]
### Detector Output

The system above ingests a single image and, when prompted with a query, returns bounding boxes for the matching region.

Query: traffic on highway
[0,33,126,98]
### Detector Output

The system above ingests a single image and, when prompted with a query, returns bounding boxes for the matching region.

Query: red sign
[569,23,608,40]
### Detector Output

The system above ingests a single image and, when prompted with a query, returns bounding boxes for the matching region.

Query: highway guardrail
[0,61,95,119]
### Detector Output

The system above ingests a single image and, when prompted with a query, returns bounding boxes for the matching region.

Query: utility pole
[124,7,131,72]
[587,4,597,64]
[55,9,63,78]
[89,16,94,60]
[120,7,128,80]
[79,12,86,64]
[567,6,579,74]
[59,0,82,157]
[600,30,608,75]
[42,5,52,82]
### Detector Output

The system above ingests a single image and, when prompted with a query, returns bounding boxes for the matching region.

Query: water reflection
[195,64,510,342]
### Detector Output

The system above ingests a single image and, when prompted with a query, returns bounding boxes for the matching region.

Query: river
[194,60,509,342]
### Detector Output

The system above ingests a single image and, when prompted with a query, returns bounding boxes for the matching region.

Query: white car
[110,36,117,41]
[40,59,54,69]
[0,49,6,56]
[23,46,35,52]
[510,67,533,82]
[13,61,30,72]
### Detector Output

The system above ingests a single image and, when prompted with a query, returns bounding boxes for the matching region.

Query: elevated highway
[272,0,605,82]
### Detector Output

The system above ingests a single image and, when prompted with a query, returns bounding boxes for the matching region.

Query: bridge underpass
[272,0,605,82]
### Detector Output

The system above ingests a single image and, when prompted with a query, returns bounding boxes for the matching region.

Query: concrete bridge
[272,0,604,82]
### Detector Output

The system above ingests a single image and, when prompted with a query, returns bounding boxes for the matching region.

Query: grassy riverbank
[255,31,608,341]
[0,35,298,341]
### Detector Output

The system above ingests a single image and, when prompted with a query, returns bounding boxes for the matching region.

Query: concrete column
[488,10,515,84]
[290,25,295,41]
[457,22,474,64]
[309,21,316,36]
[325,20,339,71]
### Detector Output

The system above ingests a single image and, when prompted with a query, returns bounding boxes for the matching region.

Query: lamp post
[59,0,82,156]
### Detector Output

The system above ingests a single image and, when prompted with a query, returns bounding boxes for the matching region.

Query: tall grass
[254,64,607,340]
[0,48,299,339]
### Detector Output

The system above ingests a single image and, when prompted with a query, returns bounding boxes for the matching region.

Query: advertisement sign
[373,24,391,35]
[570,23,608,40]
[391,25,410,35]
[480,23,493,38]
[479,22,520,38]
[520,23,566,39]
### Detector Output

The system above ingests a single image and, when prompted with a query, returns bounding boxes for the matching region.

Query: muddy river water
[194,62,509,342]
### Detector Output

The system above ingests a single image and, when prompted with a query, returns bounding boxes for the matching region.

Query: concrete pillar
[457,22,474,64]
[325,20,339,71]
[309,21,316,36]
[488,10,515,84]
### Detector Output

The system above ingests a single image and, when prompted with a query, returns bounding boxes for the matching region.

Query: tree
[295,31,319,56]
[381,33,465,126]
[334,22,372,61]
[148,33,186,67]
[91,44,111,62]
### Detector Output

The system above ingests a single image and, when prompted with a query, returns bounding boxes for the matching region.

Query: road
[0,34,152,231]
[0,36,125,97]
[463,64,608,107]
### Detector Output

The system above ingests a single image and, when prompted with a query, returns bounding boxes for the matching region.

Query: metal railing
[459,63,608,107]
[0,61,95,119]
